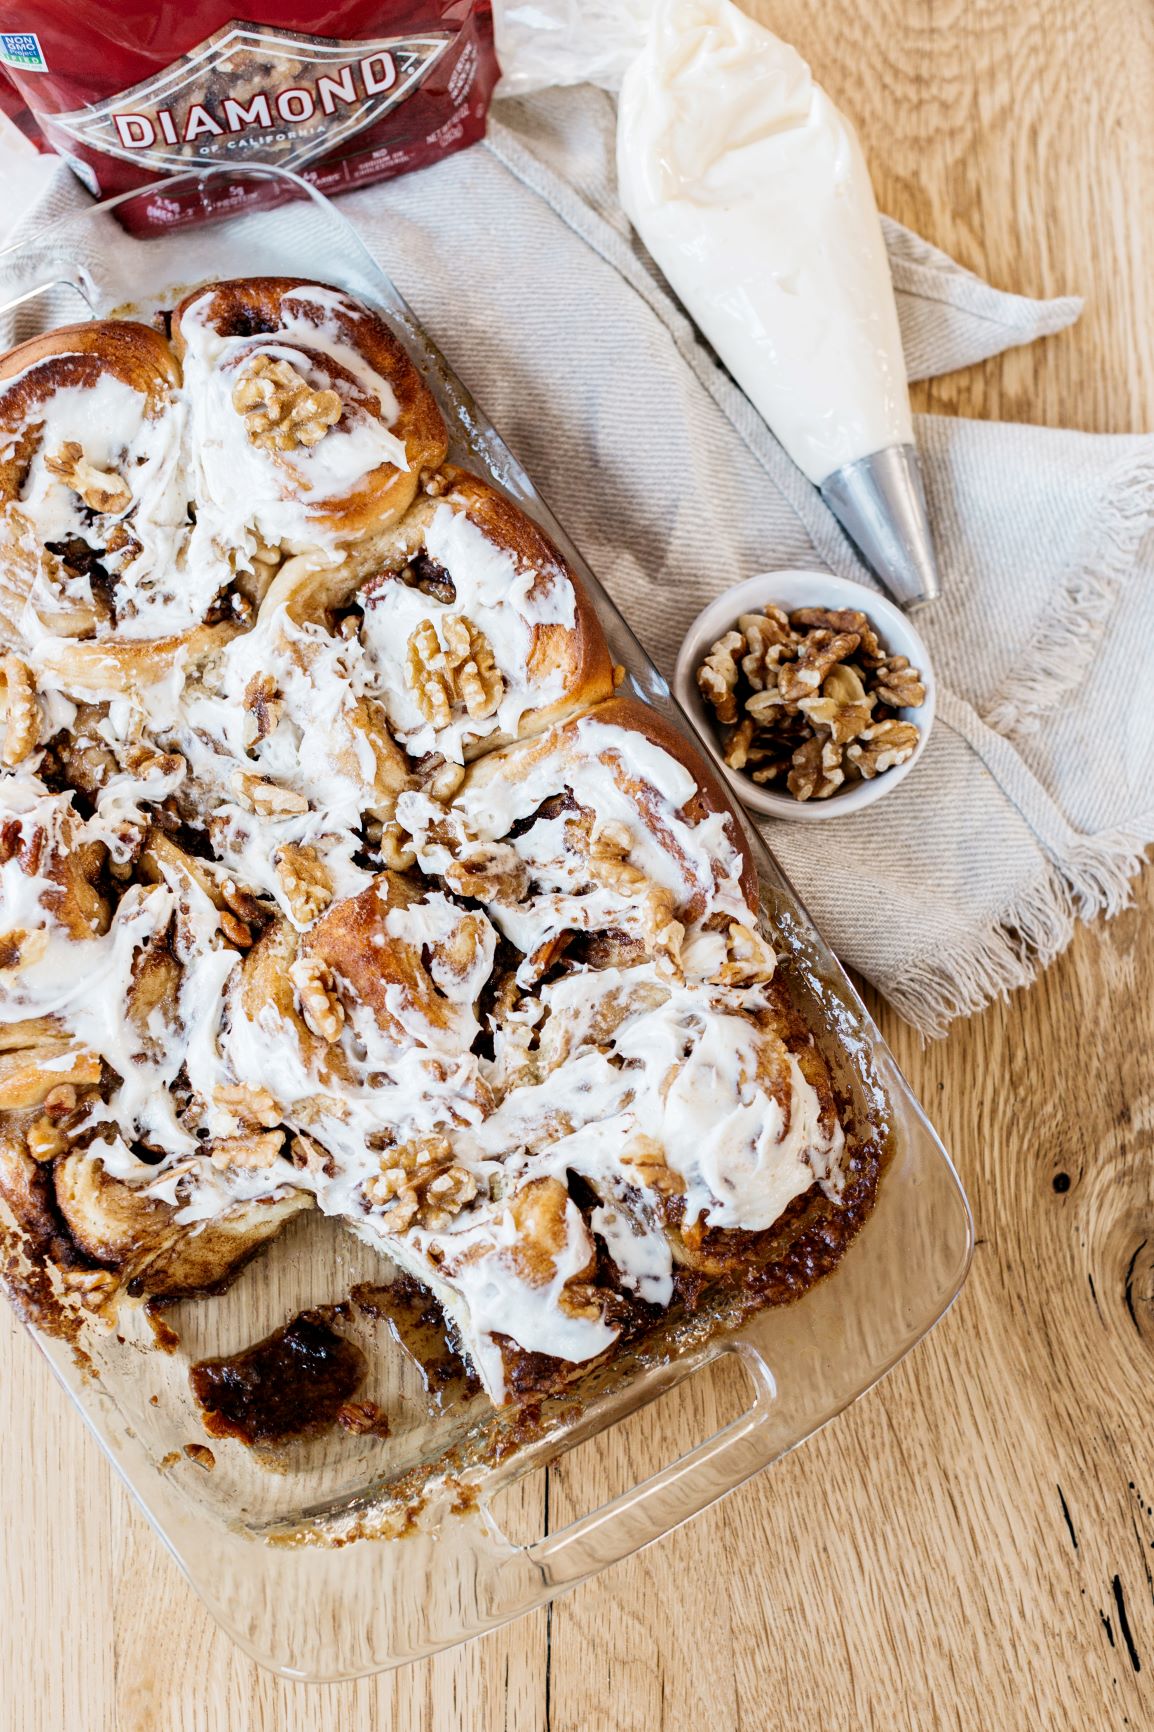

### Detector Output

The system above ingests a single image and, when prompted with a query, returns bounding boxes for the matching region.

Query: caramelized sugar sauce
[189,1306,366,1446]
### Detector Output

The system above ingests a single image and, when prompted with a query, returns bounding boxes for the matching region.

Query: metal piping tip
[819,444,941,610]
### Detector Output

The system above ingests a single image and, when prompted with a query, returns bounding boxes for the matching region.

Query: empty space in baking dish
[0,165,973,1679]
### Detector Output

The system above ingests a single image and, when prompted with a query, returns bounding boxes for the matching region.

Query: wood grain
[3,2,1153,1726]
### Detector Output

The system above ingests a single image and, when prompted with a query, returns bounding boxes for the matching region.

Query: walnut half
[232,355,342,454]
[365,1135,479,1231]
[407,615,504,729]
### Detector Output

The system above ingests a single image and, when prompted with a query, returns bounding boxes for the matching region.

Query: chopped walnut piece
[0,656,40,766]
[219,909,253,948]
[416,752,466,803]
[274,844,332,925]
[290,1133,335,1177]
[738,609,795,690]
[790,606,884,664]
[210,1129,285,1170]
[26,1114,67,1161]
[750,759,791,786]
[407,615,504,729]
[587,820,644,894]
[798,662,876,746]
[221,879,263,927]
[213,1083,281,1129]
[231,770,309,816]
[787,734,846,801]
[377,820,417,872]
[587,820,683,964]
[290,956,345,1042]
[365,1134,478,1231]
[63,1268,118,1305]
[696,629,744,725]
[243,672,285,743]
[777,630,861,705]
[0,928,49,972]
[846,719,921,779]
[719,921,778,986]
[337,1399,392,1437]
[558,1282,607,1322]
[721,717,756,770]
[871,655,927,710]
[444,842,529,905]
[123,742,185,781]
[43,440,132,513]
[232,354,342,453]
[422,1164,480,1228]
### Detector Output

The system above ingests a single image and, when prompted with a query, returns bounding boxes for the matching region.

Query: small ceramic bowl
[672,570,936,823]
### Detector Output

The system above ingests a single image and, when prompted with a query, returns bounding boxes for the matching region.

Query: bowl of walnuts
[673,570,935,822]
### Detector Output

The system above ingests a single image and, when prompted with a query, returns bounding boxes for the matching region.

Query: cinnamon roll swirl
[0,321,189,645]
[355,466,615,762]
[172,277,448,611]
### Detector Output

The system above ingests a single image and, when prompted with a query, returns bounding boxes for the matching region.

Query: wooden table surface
[4,3,1153,1727]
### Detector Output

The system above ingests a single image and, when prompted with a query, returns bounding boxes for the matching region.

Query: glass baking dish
[0,164,972,1680]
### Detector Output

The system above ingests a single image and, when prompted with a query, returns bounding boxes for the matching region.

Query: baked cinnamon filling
[0,278,879,1412]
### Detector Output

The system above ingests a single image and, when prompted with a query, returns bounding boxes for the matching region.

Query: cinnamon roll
[171,277,448,613]
[354,466,615,762]
[400,695,766,984]
[0,320,190,645]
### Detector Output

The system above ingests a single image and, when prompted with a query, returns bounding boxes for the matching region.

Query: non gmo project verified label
[0,32,48,72]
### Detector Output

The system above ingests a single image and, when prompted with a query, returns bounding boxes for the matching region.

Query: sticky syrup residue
[189,1307,366,1446]
[351,1276,479,1413]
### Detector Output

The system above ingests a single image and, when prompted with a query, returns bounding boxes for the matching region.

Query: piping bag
[616,0,940,609]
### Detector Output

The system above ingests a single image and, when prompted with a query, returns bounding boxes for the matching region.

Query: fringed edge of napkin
[889,815,1154,1037]
[984,447,1154,738]
[890,439,1154,1036]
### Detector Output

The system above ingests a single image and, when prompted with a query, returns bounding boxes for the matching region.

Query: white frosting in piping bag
[616,0,913,484]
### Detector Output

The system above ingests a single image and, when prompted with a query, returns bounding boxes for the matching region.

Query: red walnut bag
[0,2,498,231]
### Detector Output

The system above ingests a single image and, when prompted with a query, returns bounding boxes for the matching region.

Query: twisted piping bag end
[820,444,941,611]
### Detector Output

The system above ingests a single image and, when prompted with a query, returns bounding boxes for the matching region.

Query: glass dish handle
[485,1343,778,1615]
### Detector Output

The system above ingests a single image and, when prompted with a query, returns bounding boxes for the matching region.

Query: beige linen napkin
[4,87,1151,1034]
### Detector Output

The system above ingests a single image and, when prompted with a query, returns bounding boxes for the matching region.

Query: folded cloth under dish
[5,85,1153,1035]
